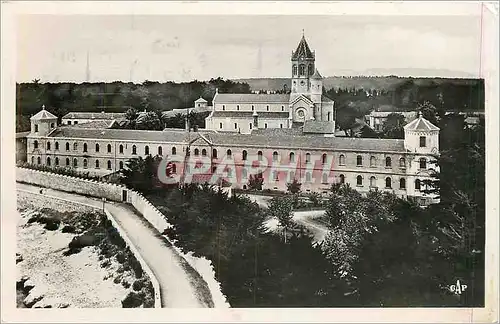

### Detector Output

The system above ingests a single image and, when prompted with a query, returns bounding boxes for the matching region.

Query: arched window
[308,64,314,76]
[419,158,427,169]
[66,142,70,151]
[65,158,70,166]
[242,150,247,160]
[399,157,406,168]
[194,148,199,156]
[356,175,363,186]
[257,151,263,161]
[306,153,311,164]
[95,143,100,152]
[385,177,392,188]
[46,142,51,150]
[212,148,217,158]
[172,147,177,155]
[107,160,112,170]
[83,159,88,168]
[227,149,232,158]
[273,151,279,162]
[83,143,88,152]
[34,140,38,149]
[37,157,41,165]
[415,179,421,190]
[370,156,376,167]
[385,157,392,167]
[46,157,51,166]
[158,146,163,156]
[107,144,112,153]
[145,145,149,155]
[356,155,363,166]
[132,145,137,155]
[322,153,327,165]
[370,176,376,187]
[299,64,305,76]
[119,161,124,169]
[55,142,59,150]
[400,178,406,189]
[339,174,345,184]
[73,158,78,167]
[31,156,34,164]
[96,160,100,168]
[322,173,328,184]
[73,143,78,150]
[339,154,345,165]
[202,149,207,156]
[289,152,295,162]
[292,64,298,75]
[119,145,124,154]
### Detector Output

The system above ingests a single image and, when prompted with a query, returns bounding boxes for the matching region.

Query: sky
[16,12,484,83]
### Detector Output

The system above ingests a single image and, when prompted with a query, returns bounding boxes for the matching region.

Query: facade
[26,105,440,205]
[366,111,418,132]
[205,36,335,135]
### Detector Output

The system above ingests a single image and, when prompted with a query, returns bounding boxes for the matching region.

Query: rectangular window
[34,124,38,132]
[67,121,71,125]
[419,136,426,147]
[222,105,225,111]
[219,123,223,129]
[265,123,268,128]
[249,123,252,130]
[234,123,237,129]
[74,121,78,125]
[280,124,283,128]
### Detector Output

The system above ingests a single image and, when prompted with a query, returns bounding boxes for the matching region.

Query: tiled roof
[31,108,57,120]
[321,95,334,103]
[251,128,304,136]
[214,93,290,103]
[62,112,126,120]
[404,116,440,131]
[369,111,417,118]
[292,36,314,60]
[303,121,335,134]
[48,126,405,152]
[162,106,211,118]
[211,111,289,119]
[70,120,116,129]
[311,69,323,80]
[16,131,30,139]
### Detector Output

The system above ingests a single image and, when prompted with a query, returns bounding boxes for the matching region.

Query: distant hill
[234,76,483,92]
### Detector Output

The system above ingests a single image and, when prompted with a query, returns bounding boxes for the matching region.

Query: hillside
[235,76,483,92]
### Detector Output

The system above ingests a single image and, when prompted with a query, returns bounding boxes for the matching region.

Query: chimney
[253,110,259,130]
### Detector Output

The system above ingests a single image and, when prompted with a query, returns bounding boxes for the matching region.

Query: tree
[417,101,438,125]
[381,113,406,139]
[248,173,264,190]
[286,178,302,194]
[267,196,294,230]
[135,111,162,130]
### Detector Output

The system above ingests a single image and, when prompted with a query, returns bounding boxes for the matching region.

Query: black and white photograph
[1,1,498,323]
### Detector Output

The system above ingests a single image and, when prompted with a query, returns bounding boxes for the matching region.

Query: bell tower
[291,31,315,97]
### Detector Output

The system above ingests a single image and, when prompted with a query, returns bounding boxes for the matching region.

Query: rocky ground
[16,207,155,308]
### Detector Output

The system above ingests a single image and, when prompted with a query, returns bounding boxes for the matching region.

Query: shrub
[121,279,131,288]
[68,233,98,249]
[121,291,142,308]
[44,220,60,231]
[117,265,125,274]
[100,260,111,268]
[116,252,126,264]
[27,216,39,224]
[113,275,122,284]
[61,225,76,233]
[132,280,144,291]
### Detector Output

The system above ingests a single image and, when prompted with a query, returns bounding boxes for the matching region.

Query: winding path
[17,182,214,308]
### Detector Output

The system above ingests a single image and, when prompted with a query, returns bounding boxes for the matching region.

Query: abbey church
[205,35,335,135]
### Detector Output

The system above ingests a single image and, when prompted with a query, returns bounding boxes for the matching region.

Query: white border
[2,2,498,323]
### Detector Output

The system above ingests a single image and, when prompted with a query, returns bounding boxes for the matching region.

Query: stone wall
[16,167,124,202]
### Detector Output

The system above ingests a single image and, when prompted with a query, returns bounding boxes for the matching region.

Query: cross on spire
[302,29,305,37]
